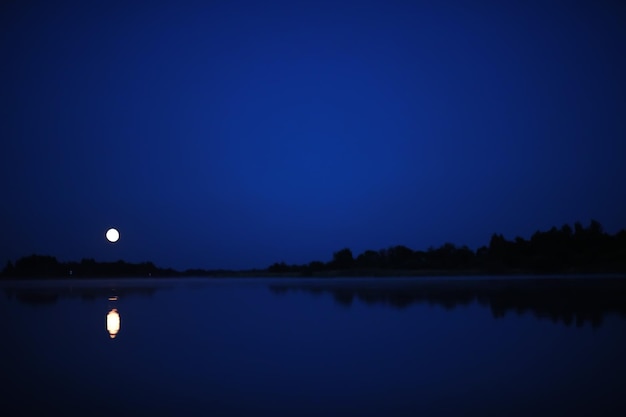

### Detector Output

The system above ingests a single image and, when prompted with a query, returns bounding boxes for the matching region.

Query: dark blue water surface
[2,277,625,417]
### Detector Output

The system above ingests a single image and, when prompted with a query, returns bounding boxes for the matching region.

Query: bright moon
[106,228,120,243]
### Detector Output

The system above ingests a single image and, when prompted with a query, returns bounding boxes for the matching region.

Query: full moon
[106,228,120,243]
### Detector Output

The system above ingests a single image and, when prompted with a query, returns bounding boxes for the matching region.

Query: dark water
[2,277,626,417]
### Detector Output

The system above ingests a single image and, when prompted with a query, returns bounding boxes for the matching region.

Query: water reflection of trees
[10,291,60,305]
[3,285,158,306]
[269,278,626,328]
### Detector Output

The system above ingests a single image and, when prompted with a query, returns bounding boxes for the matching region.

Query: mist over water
[2,277,625,417]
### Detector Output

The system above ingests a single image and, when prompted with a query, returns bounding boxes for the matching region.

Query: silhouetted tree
[299,260,326,276]
[14,254,63,277]
[410,250,429,269]
[425,243,458,269]
[308,261,325,271]
[268,262,290,273]
[561,223,573,238]
[355,250,383,269]
[386,245,414,269]
[589,219,603,235]
[2,260,15,277]
[574,221,585,236]
[332,248,354,269]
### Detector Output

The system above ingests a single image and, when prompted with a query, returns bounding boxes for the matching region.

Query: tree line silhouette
[267,220,626,275]
[2,220,626,278]
[1,256,179,278]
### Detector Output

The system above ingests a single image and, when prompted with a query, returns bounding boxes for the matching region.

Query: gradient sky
[2,0,625,270]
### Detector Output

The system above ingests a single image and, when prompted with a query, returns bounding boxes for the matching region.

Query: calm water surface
[2,277,625,417]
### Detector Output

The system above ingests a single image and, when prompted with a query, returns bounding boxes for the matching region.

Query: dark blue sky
[2,0,625,270]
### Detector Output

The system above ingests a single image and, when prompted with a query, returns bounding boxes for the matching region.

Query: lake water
[2,277,626,417]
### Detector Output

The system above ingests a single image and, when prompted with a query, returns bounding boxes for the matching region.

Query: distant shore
[3,220,625,279]
[2,267,626,280]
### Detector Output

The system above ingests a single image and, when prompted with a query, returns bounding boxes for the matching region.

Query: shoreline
[2,270,626,280]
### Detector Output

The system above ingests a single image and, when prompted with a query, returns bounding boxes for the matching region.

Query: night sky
[2,0,625,270]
